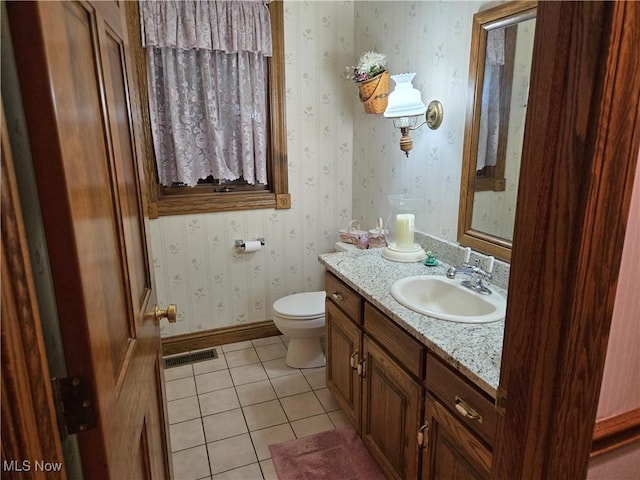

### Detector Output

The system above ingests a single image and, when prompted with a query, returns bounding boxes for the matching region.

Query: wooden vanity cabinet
[421,353,496,480]
[362,303,425,480]
[325,272,363,429]
[325,297,362,429]
[325,273,425,480]
[361,335,423,480]
[421,394,492,480]
[325,272,497,480]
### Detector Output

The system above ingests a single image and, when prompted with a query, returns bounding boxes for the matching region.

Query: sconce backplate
[426,100,444,130]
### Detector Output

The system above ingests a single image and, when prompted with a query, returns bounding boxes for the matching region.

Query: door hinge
[52,376,97,434]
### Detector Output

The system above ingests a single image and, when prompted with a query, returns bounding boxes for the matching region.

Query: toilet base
[284,337,325,369]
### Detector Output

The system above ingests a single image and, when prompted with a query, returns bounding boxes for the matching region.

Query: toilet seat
[272,291,326,320]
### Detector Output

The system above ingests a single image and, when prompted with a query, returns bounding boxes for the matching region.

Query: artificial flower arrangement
[347,51,389,114]
[350,51,387,83]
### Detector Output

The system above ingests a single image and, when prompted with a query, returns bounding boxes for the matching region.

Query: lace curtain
[477,28,505,171]
[140,1,272,187]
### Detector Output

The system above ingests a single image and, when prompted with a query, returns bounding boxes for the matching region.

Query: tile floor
[164,335,348,480]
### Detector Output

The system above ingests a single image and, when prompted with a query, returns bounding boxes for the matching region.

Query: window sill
[149,191,291,218]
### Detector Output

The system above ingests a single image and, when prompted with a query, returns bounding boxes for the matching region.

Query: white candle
[395,213,414,249]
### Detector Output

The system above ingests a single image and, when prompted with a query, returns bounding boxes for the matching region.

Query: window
[474,24,517,193]
[125,1,289,217]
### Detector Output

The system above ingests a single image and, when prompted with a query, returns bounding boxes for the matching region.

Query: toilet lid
[273,291,326,319]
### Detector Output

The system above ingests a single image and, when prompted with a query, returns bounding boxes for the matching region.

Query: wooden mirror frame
[457,1,537,262]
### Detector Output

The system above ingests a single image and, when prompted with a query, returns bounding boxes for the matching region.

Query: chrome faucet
[446,247,495,295]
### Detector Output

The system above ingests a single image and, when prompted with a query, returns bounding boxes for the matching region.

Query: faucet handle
[463,247,471,264]
[487,256,495,274]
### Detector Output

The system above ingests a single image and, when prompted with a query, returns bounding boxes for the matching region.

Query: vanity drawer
[364,302,425,378]
[426,353,497,446]
[325,273,362,324]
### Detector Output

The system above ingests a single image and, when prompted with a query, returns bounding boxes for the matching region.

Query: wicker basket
[357,71,389,114]
[338,220,368,247]
[367,217,387,248]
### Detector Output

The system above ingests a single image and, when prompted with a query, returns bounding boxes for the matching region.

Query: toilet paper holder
[235,238,265,249]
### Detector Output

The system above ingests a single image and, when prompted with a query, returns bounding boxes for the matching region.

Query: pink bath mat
[268,425,386,480]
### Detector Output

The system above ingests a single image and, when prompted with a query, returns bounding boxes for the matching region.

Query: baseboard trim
[591,408,640,458]
[161,320,282,356]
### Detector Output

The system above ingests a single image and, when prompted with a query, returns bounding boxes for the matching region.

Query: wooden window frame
[125,1,289,218]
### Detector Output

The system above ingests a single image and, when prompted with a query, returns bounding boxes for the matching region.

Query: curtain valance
[140,0,272,55]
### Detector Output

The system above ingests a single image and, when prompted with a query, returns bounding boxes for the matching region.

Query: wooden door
[361,336,422,480]
[494,2,640,478]
[7,1,170,478]
[325,300,362,430]
[1,102,66,478]
[422,394,492,480]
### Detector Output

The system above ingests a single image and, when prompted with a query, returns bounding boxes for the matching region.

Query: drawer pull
[417,423,429,450]
[357,359,366,377]
[350,351,359,369]
[331,291,345,302]
[454,396,483,424]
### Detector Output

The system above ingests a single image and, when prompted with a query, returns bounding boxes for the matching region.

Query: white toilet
[272,242,359,368]
[272,291,327,368]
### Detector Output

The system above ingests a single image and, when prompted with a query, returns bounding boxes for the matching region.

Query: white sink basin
[390,275,506,323]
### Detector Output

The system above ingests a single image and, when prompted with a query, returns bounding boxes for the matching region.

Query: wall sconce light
[383,73,444,156]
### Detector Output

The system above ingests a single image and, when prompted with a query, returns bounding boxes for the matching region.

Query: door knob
[145,304,177,325]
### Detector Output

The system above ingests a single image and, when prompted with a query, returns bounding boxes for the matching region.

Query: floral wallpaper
[352,1,486,241]
[151,1,511,337]
[151,1,356,336]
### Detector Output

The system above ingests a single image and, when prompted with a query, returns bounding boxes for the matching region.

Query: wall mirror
[458,1,537,262]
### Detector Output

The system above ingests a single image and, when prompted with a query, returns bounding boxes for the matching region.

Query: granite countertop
[319,248,505,397]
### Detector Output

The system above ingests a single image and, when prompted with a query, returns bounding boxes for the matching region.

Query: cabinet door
[326,300,362,430]
[422,394,492,480]
[362,336,423,480]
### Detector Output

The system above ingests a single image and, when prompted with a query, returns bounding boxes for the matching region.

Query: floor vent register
[164,348,218,368]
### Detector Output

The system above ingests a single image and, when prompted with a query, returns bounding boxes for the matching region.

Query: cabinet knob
[331,291,344,302]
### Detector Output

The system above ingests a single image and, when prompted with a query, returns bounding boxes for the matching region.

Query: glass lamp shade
[383,73,427,119]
